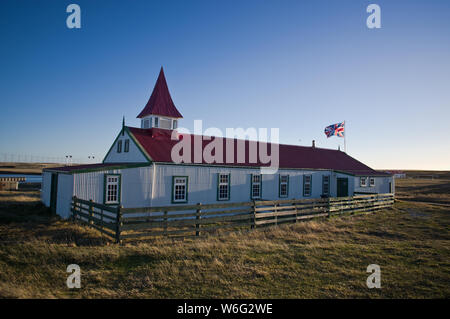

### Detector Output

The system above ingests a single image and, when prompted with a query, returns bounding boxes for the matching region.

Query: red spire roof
[137,67,183,119]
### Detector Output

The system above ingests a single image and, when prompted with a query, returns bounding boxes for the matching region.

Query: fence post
[196,203,201,236]
[294,199,298,223]
[100,209,104,232]
[71,196,77,221]
[164,211,168,237]
[89,199,94,226]
[115,205,123,244]
[327,197,331,218]
[251,201,257,229]
[274,203,278,226]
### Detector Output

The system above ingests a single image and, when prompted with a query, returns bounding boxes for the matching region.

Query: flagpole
[344,120,346,153]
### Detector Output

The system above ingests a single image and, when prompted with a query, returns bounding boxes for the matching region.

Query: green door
[337,178,348,197]
[50,173,58,213]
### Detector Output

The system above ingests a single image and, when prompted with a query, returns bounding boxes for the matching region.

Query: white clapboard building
[42,68,394,218]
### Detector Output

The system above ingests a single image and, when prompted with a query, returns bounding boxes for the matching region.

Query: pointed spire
[137,67,183,119]
[122,116,125,135]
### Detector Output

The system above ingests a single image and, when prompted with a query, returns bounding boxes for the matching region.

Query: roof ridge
[128,126,343,153]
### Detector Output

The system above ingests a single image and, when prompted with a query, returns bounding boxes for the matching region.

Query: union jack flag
[324,122,345,138]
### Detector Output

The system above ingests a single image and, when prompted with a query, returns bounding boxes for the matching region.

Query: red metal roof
[137,67,183,119]
[128,127,389,176]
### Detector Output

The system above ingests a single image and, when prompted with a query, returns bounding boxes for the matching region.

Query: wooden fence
[71,193,394,243]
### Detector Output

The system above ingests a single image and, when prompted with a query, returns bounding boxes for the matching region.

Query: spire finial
[122,116,125,135]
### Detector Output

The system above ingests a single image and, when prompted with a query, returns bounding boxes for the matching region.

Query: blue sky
[0,0,449,169]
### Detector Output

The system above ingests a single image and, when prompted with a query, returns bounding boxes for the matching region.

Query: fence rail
[71,193,394,243]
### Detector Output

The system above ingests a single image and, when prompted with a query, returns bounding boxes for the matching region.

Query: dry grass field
[0,162,62,175]
[0,177,449,298]
[395,178,450,205]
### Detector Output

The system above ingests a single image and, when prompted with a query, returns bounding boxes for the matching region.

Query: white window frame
[124,139,130,153]
[360,177,367,187]
[279,175,289,198]
[117,140,122,153]
[251,174,262,199]
[369,177,375,187]
[217,173,230,201]
[104,174,120,205]
[172,176,188,203]
[154,117,159,128]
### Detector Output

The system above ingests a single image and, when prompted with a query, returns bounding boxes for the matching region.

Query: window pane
[280,184,287,196]
[219,184,228,199]
[173,177,187,201]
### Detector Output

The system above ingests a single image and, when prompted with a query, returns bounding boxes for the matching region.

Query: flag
[324,122,345,138]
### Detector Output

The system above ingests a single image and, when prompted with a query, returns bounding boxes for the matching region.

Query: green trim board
[216,173,231,201]
[102,127,152,164]
[322,175,330,196]
[102,130,123,163]
[278,174,289,198]
[103,173,121,205]
[152,162,385,177]
[171,176,189,204]
[49,172,58,213]
[303,174,312,197]
[124,127,153,162]
[44,163,151,175]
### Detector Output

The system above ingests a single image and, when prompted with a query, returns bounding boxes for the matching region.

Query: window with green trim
[322,175,330,196]
[117,140,122,153]
[279,175,289,198]
[105,174,120,204]
[124,139,130,153]
[303,175,312,197]
[172,176,188,203]
[251,174,262,199]
[217,173,230,201]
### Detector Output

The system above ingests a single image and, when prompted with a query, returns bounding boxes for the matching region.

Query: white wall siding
[103,130,149,163]
[41,171,52,206]
[354,176,394,194]
[150,164,335,207]
[55,173,74,218]
[73,166,154,207]
[50,163,392,219]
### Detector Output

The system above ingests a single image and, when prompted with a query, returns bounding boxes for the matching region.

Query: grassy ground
[395,178,450,205]
[0,162,62,175]
[0,181,449,298]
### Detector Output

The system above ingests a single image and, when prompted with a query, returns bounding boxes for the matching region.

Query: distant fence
[0,153,95,164]
[71,193,395,243]
[0,177,26,190]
